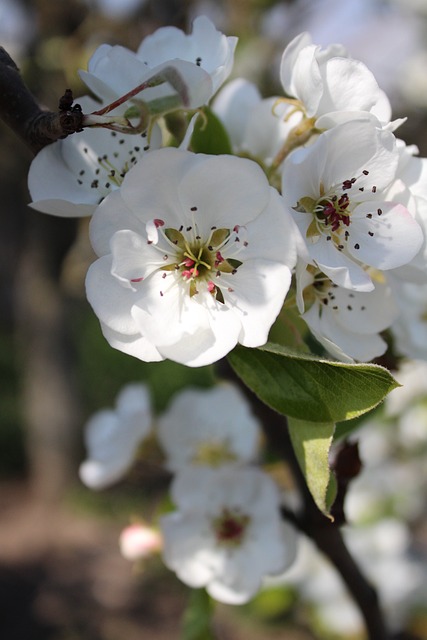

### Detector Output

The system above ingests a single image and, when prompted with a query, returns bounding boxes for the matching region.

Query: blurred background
[1,0,427,638]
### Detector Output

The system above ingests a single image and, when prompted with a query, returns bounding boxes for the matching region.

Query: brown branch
[0,47,83,154]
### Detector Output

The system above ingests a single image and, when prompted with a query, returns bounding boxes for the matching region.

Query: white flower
[79,383,151,489]
[157,383,260,471]
[390,282,427,360]
[386,359,427,415]
[344,519,425,629]
[296,263,398,362]
[212,78,301,165]
[280,31,392,127]
[281,119,423,291]
[383,140,427,282]
[80,16,237,110]
[86,147,299,367]
[160,466,297,604]
[119,523,162,561]
[28,96,162,218]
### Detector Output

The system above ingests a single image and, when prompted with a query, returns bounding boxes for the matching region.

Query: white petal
[79,458,130,490]
[120,148,202,228]
[318,58,382,115]
[222,260,292,346]
[100,323,164,362]
[307,239,374,292]
[161,512,220,587]
[90,189,139,257]
[115,382,151,423]
[326,281,398,335]
[131,279,241,367]
[177,154,271,235]
[86,255,141,335]
[110,229,167,282]
[212,78,261,150]
[303,302,388,362]
[349,201,424,270]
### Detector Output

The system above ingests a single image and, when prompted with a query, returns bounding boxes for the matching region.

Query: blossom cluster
[79,381,297,604]
[27,16,427,365]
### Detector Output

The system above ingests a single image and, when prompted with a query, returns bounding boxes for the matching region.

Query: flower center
[298,170,374,245]
[212,507,250,547]
[191,441,237,467]
[149,217,246,301]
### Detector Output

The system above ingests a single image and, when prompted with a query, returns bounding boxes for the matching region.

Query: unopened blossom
[296,263,399,362]
[160,466,298,604]
[79,383,151,489]
[28,96,162,217]
[80,16,237,110]
[281,119,423,292]
[86,147,299,367]
[279,31,392,128]
[157,383,260,471]
[212,78,301,165]
[119,523,162,561]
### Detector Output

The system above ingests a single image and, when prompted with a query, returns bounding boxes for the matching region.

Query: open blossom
[157,383,260,471]
[86,147,299,367]
[281,119,423,292]
[296,263,398,362]
[279,31,392,128]
[80,16,237,110]
[28,96,162,217]
[383,139,427,282]
[79,383,151,489]
[160,466,298,604]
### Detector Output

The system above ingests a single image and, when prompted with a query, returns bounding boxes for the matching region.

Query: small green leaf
[228,343,399,423]
[181,589,215,640]
[191,107,232,155]
[288,418,336,516]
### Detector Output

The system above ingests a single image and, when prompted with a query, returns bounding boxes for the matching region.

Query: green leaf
[191,106,232,155]
[228,343,399,423]
[288,418,336,516]
[181,589,215,640]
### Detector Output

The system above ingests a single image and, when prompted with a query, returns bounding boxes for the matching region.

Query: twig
[0,47,83,154]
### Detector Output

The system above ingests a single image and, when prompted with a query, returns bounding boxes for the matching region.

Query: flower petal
[349,201,423,270]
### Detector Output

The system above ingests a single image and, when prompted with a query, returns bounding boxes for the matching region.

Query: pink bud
[119,523,162,561]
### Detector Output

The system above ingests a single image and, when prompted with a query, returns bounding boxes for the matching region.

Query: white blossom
[279,31,392,127]
[160,466,297,604]
[86,147,299,367]
[386,359,427,416]
[157,383,260,471]
[296,262,398,362]
[79,383,151,489]
[281,119,423,292]
[390,281,427,360]
[28,96,162,218]
[80,16,236,110]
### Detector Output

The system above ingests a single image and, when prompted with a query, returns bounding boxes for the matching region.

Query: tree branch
[0,47,83,154]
